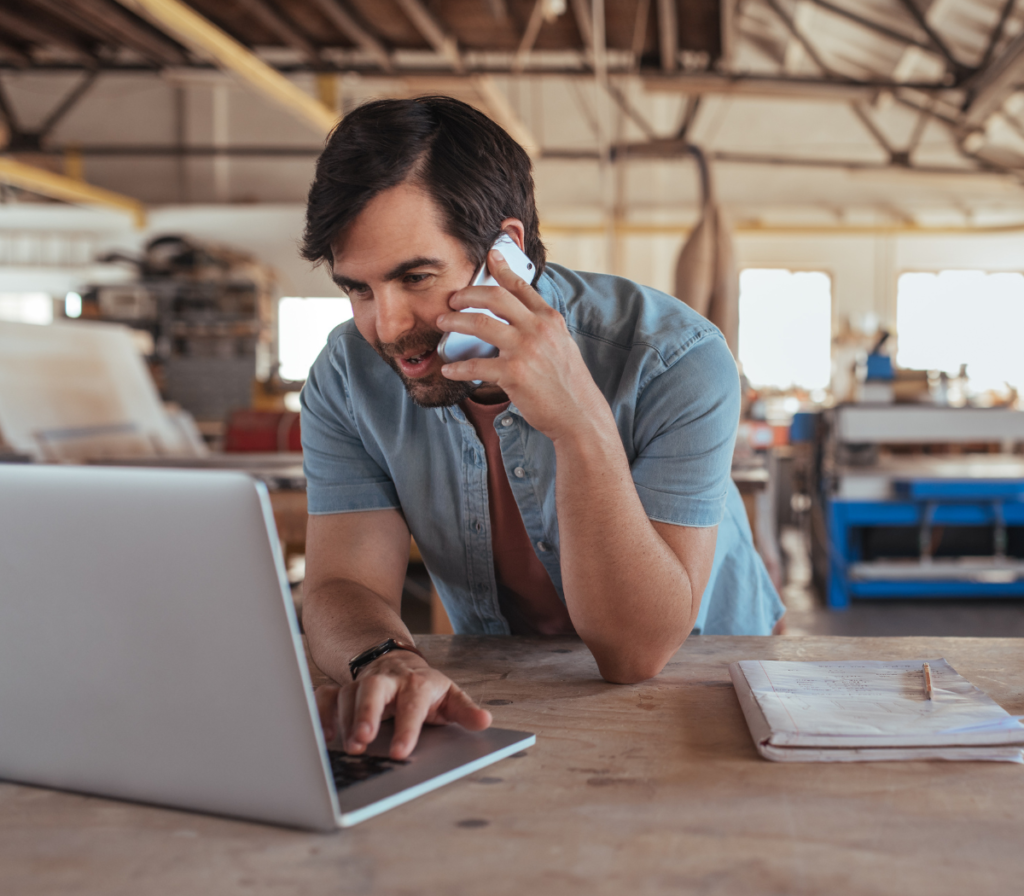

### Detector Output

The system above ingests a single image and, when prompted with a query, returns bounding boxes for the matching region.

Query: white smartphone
[436,232,536,365]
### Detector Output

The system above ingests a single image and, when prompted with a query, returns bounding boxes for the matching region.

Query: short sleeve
[630,331,740,527]
[300,339,400,514]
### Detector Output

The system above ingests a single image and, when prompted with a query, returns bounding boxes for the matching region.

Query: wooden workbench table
[3,635,1023,895]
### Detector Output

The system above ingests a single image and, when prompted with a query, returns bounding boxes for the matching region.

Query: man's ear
[497,218,526,252]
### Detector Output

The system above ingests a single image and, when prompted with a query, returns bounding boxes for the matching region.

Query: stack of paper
[730,658,1024,762]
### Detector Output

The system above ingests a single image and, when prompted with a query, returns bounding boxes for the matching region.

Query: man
[300,96,783,762]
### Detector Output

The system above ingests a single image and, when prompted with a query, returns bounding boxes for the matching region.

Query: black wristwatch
[348,638,424,680]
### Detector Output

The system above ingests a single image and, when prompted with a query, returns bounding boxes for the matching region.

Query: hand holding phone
[436,233,536,365]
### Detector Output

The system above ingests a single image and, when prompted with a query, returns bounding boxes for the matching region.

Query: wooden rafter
[806,0,934,56]
[850,102,897,160]
[0,6,93,62]
[631,0,652,68]
[0,156,146,226]
[763,0,835,77]
[61,0,187,65]
[675,94,701,139]
[231,0,319,62]
[115,0,337,133]
[657,0,678,73]
[483,0,509,21]
[471,74,539,156]
[395,0,464,73]
[895,0,968,76]
[514,0,547,72]
[962,28,1024,128]
[307,0,392,72]
[978,0,1017,73]
[569,0,594,52]
[0,39,30,68]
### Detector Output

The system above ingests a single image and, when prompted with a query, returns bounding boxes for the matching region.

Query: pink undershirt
[460,398,575,636]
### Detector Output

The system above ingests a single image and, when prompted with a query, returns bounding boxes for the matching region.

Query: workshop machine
[820,405,1024,609]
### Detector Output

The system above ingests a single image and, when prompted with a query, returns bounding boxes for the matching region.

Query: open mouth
[396,346,437,377]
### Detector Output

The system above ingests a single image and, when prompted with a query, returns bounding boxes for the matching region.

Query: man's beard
[374,328,478,409]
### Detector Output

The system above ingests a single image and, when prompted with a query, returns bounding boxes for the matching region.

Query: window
[738,269,832,391]
[896,271,1024,394]
[277,297,354,381]
[0,292,53,325]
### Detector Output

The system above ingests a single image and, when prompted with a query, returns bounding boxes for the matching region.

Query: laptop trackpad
[331,721,536,823]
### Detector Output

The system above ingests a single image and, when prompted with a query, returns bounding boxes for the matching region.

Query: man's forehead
[330,192,472,281]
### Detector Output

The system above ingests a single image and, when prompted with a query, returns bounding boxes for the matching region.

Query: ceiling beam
[978,0,1017,73]
[547,139,1018,179]
[26,0,171,66]
[115,0,337,134]
[675,94,701,139]
[28,140,1022,182]
[395,0,464,73]
[895,0,968,78]
[569,0,594,53]
[401,73,539,156]
[471,74,539,156]
[764,0,835,77]
[307,0,392,73]
[231,0,318,64]
[63,0,187,66]
[631,0,652,70]
[0,156,145,226]
[0,7,94,63]
[0,40,30,69]
[514,0,547,72]
[644,72,892,101]
[606,81,657,139]
[656,0,678,73]
[483,0,509,21]
[40,71,100,137]
[0,70,102,152]
[849,101,898,160]
[806,0,934,55]
[962,28,1024,128]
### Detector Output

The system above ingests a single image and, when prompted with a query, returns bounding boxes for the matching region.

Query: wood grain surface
[3,635,1023,896]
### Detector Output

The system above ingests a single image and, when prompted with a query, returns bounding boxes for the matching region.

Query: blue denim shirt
[301,263,784,636]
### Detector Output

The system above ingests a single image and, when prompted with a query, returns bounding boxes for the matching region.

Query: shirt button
[475,520,484,533]
[536,541,549,552]
[513,466,526,478]
[500,416,514,427]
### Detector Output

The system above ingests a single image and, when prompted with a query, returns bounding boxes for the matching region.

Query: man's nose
[374,287,417,345]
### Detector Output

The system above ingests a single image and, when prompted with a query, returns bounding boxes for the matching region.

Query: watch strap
[348,638,424,680]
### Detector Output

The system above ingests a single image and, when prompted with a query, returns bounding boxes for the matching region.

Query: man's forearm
[552,408,703,684]
[303,578,415,685]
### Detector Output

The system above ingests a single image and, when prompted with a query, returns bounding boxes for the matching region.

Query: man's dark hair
[301,96,545,278]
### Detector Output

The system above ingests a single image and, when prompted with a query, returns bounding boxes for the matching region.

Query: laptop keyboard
[327,750,408,791]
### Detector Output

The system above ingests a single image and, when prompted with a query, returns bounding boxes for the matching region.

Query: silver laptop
[0,464,533,830]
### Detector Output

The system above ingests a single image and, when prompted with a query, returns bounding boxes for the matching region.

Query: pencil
[923,663,933,701]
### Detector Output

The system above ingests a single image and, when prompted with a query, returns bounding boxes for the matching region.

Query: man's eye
[404,273,430,285]
[346,285,371,299]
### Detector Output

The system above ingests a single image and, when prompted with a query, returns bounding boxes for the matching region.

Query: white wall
[541,226,1024,339]
[3,201,1023,347]
[0,203,335,299]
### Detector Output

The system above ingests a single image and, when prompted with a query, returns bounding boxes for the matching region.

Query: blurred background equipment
[76,235,277,428]
[0,317,205,461]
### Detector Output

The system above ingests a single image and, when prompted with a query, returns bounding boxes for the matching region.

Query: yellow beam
[470,75,540,158]
[0,156,146,227]
[116,0,338,135]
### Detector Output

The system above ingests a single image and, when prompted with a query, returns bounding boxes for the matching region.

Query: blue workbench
[827,475,1024,608]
